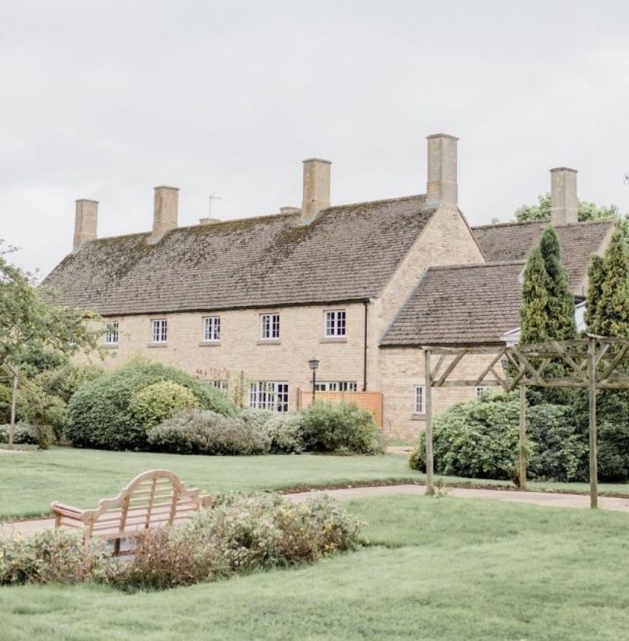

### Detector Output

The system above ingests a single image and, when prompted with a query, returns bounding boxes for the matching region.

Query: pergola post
[519,384,527,489]
[588,336,598,509]
[424,348,434,496]
[7,364,18,451]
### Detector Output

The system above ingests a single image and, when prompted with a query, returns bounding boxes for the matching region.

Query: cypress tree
[584,254,605,335]
[519,246,551,345]
[538,228,577,341]
[596,231,629,337]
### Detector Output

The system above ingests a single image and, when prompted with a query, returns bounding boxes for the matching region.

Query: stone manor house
[44,134,615,439]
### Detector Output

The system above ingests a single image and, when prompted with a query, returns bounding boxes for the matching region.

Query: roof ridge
[472,217,616,231]
[324,194,427,212]
[427,260,526,273]
[176,211,300,230]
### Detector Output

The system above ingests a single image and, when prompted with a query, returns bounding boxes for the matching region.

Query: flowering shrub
[147,409,271,455]
[0,530,103,586]
[0,422,38,445]
[265,413,305,453]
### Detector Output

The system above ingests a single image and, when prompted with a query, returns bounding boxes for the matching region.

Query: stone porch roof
[44,195,437,316]
[472,218,614,293]
[381,261,526,347]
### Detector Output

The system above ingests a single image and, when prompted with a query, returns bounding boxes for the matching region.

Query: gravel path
[2,484,628,540]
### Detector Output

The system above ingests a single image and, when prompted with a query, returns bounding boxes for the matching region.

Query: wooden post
[519,384,527,489]
[424,348,434,496]
[8,366,18,451]
[588,336,598,509]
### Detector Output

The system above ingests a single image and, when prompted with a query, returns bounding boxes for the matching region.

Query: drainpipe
[363,300,369,391]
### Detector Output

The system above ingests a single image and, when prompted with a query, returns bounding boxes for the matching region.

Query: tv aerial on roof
[622,171,629,186]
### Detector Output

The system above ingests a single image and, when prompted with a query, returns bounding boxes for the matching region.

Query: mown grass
[0,447,418,519]
[3,495,629,640]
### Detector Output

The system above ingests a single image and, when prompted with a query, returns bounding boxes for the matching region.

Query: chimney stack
[426,134,458,208]
[550,167,578,226]
[152,186,179,241]
[73,199,98,252]
[301,158,331,224]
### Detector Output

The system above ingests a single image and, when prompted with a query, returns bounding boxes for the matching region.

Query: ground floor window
[475,386,491,397]
[413,385,425,414]
[314,381,358,392]
[249,381,289,413]
[203,380,229,392]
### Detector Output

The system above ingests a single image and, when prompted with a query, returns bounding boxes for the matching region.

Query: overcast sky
[3,0,629,277]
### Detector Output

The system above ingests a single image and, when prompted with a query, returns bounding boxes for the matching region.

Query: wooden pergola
[423,335,629,509]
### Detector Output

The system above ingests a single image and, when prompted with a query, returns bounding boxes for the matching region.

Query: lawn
[2,495,629,640]
[2,446,629,521]
[0,447,419,519]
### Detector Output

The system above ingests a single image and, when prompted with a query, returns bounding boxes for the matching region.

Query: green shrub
[99,493,363,591]
[265,412,305,453]
[65,359,236,451]
[147,408,271,455]
[129,381,199,429]
[238,408,275,430]
[410,393,588,483]
[0,530,103,586]
[17,381,66,449]
[0,422,38,445]
[527,403,588,482]
[411,393,524,481]
[301,401,384,455]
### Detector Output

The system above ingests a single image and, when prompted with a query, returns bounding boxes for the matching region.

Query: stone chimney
[550,167,578,226]
[152,186,179,241]
[426,133,458,208]
[73,199,98,252]
[301,158,331,224]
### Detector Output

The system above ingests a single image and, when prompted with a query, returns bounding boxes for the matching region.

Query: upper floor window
[475,386,491,398]
[152,319,168,343]
[325,310,346,337]
[414,385,425,415]
[203,316,221,342]
[104,321,119,345]
[260,313,280,340]
[249,381,289,413]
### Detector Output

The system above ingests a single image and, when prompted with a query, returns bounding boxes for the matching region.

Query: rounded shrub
[410,392,588,483]
[147,408,271,455]
[301,401,384,455]
[129,381,199,430]
[265,412,305,453]
[65,359,237,450]
[0,422,39,445]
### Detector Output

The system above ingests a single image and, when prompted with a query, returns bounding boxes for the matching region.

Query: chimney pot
[152,186,179,241]
[280,206,301,215]
[550,167,578,226]
[426,133,458,208]
[199,217,220,225]
[301,158,331,224]
[73,199,98,252]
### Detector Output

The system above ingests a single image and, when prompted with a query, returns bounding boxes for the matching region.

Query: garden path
[2,484,629,540]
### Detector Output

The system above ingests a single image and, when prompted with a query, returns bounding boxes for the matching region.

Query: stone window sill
[320,337,347,344]
[199,341,221,347]
[147,343,168,348]
[257,339,281,346]
[102,344,119,350]
[411,414,426,420]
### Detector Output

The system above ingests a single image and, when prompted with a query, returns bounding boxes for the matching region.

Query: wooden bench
[50,469,212,554]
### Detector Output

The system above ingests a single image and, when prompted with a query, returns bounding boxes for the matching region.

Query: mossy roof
[44,195,436,315]
[381,261,527,347]
[472,219,614,293]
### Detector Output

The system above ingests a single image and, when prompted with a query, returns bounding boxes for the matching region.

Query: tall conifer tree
[584,254,605,335]
[595,231,629,337]
[519,246,551,345]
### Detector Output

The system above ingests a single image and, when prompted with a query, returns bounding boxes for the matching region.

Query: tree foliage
[520,229,576,345]
[0,245,101,368]
[586,231,629,337]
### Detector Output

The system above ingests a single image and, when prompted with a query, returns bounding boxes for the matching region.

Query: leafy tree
[591,231,629,337]
[514,193,620,223]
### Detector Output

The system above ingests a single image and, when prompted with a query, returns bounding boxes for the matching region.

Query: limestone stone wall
[99,302,370,410]
[379,347,501,441]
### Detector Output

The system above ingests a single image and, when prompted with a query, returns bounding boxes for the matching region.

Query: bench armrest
[50,502,86,522]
